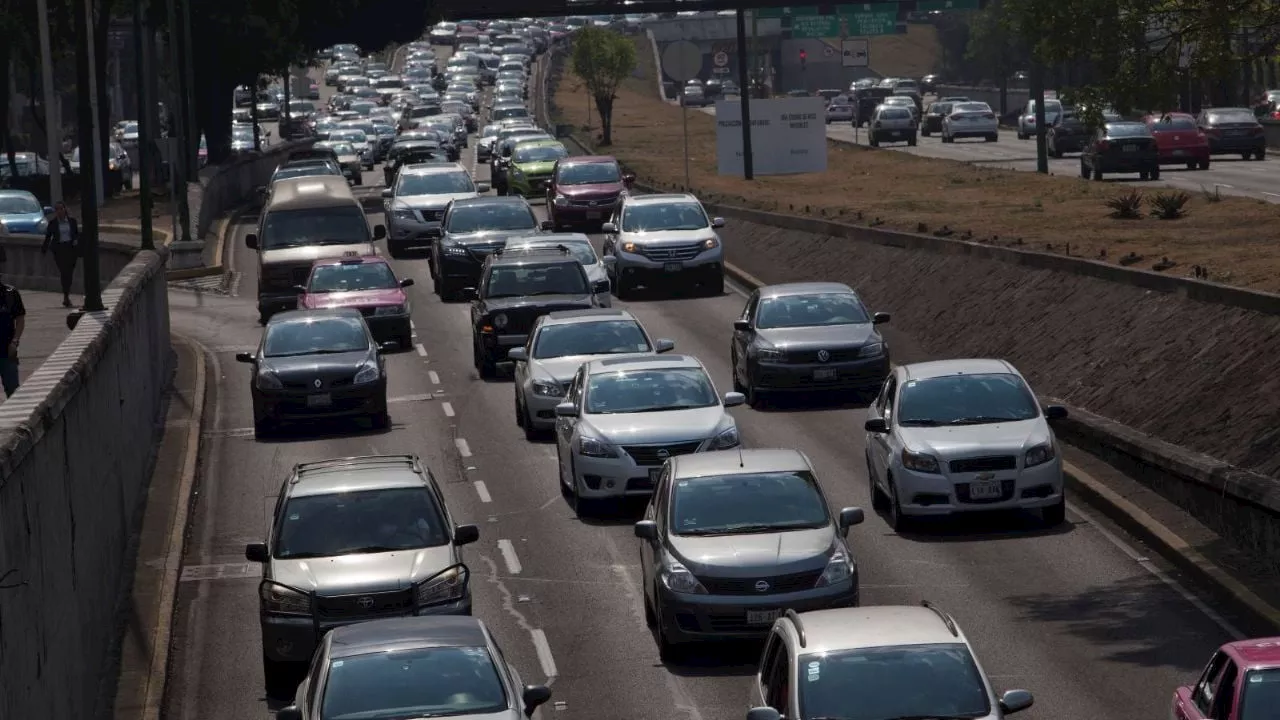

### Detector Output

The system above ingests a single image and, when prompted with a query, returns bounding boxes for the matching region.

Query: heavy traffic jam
[223,15,1280,720]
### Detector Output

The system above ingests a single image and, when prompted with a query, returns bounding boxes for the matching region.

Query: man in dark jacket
[0,247,26,397]
[42,201,80,307]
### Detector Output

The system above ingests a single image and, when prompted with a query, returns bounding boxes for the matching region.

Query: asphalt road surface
[699,105,1280,203]
[161,48,1249,720]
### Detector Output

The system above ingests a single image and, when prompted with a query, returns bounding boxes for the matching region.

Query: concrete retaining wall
[0,234,141,296]
[195,139,316,241]
[0,247,171,719]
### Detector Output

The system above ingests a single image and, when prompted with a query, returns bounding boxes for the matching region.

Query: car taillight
[983,113,994,120]
[1251,126,1265,134]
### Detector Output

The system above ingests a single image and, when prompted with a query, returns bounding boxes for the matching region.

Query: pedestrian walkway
[12,291,75,387]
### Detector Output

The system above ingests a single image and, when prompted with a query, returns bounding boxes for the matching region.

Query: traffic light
[799,48,807,69]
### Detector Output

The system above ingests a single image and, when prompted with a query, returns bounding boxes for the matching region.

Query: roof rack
[920,600,959,637]
[292,454,420,480]
[783,609,806,648]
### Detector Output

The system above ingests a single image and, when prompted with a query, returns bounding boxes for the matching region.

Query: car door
[752,631,784,709]
[764,638,793,714]
[1176,651,1229,720]
[639,464,671,597]
[732,291,759,381]
[556,368,584,478]
[867,375,897,486]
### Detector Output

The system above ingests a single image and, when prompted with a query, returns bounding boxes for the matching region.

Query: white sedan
[941,102,1000,143]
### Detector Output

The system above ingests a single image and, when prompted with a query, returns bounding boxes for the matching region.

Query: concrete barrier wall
[195,139,316,241]
[0,248,171,718]
[0,234,141,295]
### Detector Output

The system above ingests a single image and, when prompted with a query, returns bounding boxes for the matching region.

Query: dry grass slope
[868,23,941,78]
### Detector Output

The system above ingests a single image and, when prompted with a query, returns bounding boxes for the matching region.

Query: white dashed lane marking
[442,402,455,417]
[429,370,441,384]
[473,480,492,503]
[497,539,523,574]
[455,438,472,457]
[415,343,428,357]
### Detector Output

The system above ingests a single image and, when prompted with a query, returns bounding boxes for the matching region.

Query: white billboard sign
[714,97,827,176]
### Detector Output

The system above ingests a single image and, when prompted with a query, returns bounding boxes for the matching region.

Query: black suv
[432,196,551,301]
[465,246,599,377]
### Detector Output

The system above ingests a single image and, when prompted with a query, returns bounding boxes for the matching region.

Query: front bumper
[895,458,1064,517]
[260,595,471,663]
[509,174,552,197]
[436,251,486,286]
[258,290,300,316]
[752,355,889,392]
[570,442,726,498]
[523,384,566,429]
[551,199,621,226]
[615,248,723,283]
[477,331,528,362]
[253,378,387,423]
[389,215,443,252]
[656,578,858,643]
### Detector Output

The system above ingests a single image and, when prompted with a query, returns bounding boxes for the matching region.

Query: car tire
[1186,162,1196,170]
[643,586,657,627]
[475,341,497,379]
[655,606,684,664]
[1017,131,1028,140]
[907,133,918,147]
[744,379,764,409]
[1092,165,1104,181]
[885,476,913,533]
[354,175,362,186]
[262,653,298,699]
[1043,494,1067,527]
[370,409,390,430]
[1150,168,1161,181]
[867,455,889,511]
[730,350,745,393]
[704,272,724,296]
[921,127,930,137]
[615,273,633,300]
[1200,161,1211,170]
[1257,148,1267,160]
[253,415,275,440]
[522,400,538,442]
[1079,160,1089,179]
[989,133,999,142]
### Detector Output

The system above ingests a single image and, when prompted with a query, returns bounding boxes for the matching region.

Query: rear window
[953,103,990,113]
[1105,123,1153,138]
[1207,109,1256,124]
[1152,117,1197,131]
[880,108,911,119]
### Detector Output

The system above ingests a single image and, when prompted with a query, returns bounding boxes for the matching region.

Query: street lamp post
[163,0,191,242]
[36,0,62,204]
[75,0,104,312]
[134,0,155,250]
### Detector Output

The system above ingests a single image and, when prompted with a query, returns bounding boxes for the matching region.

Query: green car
[506,139,569,197]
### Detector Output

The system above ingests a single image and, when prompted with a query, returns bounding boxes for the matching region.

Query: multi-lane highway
[161,47,1249,720]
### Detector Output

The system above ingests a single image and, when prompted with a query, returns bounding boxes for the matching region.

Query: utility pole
[735,8,754,180]
[282,66,292,142]
[36,0,62,204]
[1030,61,1048,174]
[75,0,105,311]
[163,0,191,241]
[179,0,198,178]
[84,0,105,207]
[133,0,154,250]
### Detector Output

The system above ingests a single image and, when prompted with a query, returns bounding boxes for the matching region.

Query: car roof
[672,448,810,479]
[490,246,578,265]
[1226,637,1280,667]
[542,308,636,325]
[310,255,388,269]
[506,233,590,246]
[587,354,700,372]
[289,454,430,498]
[560,155,617,166]
[269,307,364,324]
[899,358,1017,381]
[513,138,563,149]
[264,175,358,211]
[758,282,855,298]
[0,189,38,201]
[328,616,490,658]
[451,195,530,208]
[402,162,467,176]
[784,606,965,655]
[624,193,699,205]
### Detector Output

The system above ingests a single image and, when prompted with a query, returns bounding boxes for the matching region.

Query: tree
[570,26,636,146]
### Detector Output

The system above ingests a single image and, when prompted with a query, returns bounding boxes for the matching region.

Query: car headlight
[1025,443,1056,467]
[902,448,941,474]
[256,370,283,389]
[553,194,568,206]
[532,380,564,397]
[442,244,467,256]
[711,425,740,449]
[492,313,508,328]
[393,209,415,220]
[621,241,637,253]
[814,547,854,587]
[374,304,406,316]
[353,361,380,384]
[259,581,310,615]
[858,342,884,357]
[660,560,707,594]
[414,564,469,607]
[577,434,618,458]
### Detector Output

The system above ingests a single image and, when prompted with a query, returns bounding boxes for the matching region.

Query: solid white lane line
[530,629,559,679]
[455,438,472,457]
[415,343,428,357]
[497,539,523,574]
[429,370,441,385]
[442,401,455,417]
[473,480,492,503]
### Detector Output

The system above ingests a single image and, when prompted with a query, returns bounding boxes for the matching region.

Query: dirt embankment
[722,218,1280,479]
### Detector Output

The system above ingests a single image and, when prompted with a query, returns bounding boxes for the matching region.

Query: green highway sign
[915,0,981,9]
[758,5,901,36]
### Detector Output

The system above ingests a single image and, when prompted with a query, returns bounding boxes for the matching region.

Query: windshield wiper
[871,714,986,720]
[680,523,807,536]
[524,289,585,296]
[628,404,706,413]
[339,545,404,554]
[897,418,941,426]
[945,416,1024,425]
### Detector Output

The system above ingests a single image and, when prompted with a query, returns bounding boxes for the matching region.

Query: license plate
[1227,129,1245,135]
[1172,149,1185,156]
[814,368,837,380]
[1123,144,1137,152]
[307,393,332,407]
[968,479,1003,500]
[585,211,602,219]
[664,262,683,272]
[889,131,901,137]
[649,468,662,482]
[747,609,780,625]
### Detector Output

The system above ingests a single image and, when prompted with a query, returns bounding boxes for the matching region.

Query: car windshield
[398,172,474,195]
[1153,117,1197,130]
[799,643,991,720]
[620,202,708,232]
[533,319,650,358]
[290,102,315,113]
[0,195,41,214]
[897,372,1040,426]
[757,292,870,329]
[481,124,500,137]
[321,646,507,720]
[1240,668,1280,720]
[122,122,138,133]
[670,471,829,536]
[493,107,530,120]
[331,130,367,143]
[275,486,448,559]
[274,166,334,181]
[261,206,369,249]
[446,203,536,233]
[308,262,399,293]
[484,263,587,298]
[1208,109,1257,124]
[514,144,567,163]
[558,162,622,186]
[1106,123,1152,138]
[262,316,368,357]
[585,367,718,414]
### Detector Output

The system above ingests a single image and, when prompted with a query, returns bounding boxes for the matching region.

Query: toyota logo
[817,349,830,363]
[356,596,375,609]
[313,378,323,389]
[657,448,670,459]
[754,580,770,592]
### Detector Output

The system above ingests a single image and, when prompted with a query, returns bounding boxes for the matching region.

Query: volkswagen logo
[356,596,375,609]
[754,580,770,592]
[657,448,671,459]
[313,378,323,389]
[817,349,830,363]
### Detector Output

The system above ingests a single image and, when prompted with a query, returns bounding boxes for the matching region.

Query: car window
[321,646,507,719]
[1239,668,1280,720]
[1153,117,1197,130]
[514,144,568,163]
[484,263,587,298]
[897,372,1039,426]
[0,194,42,214]
[398,172,475,195]
[263,317,368,357]
[1207,109,1256,124]
[533,319,650,358]
[308,262,398,293]
[1105,123,1153,138]
[446,203,537,233]
[799,644,990,720]
[585,368,718,414]
[260,205,369,250]
[669,471,829,535]
[756,292,869,329]
[620,202,708,232]
[880,108,910,120]
[275,487,448,559]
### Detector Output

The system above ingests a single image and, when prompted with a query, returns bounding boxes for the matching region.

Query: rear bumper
[1206,136,1265,154]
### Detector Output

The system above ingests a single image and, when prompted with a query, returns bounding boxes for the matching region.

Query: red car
[1173,636,1280,720]
[297,256,414,348]
[545,155,635,231]
[1145,113,1211,170]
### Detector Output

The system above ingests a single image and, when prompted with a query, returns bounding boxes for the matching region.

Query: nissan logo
[817,349,830,363]
[589,200,598,206]
[657,448,670,459]
[356,596,375,609]
[754,580,770,592]
[313,378,323,389]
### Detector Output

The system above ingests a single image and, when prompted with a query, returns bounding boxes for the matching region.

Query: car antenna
[737,445,745,468]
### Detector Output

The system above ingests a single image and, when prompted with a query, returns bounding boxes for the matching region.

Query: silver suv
[601,193,726,297]
[634,448,864,661]
[245,455,480,689]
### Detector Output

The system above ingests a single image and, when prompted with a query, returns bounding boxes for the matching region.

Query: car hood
[556,181,625,198]
[530,352,654,383]
[0,212,48,233]
[301,288,406,308]
[260,242,378,264]
[261,349,371,377]
[444,229,541,244]
[584,405,728,444]
[669,526,832,572]
[393,192,479,210]
[898,419,1051,459]
[483,294,595,313]
[621,228,717,245]
[757,324,878,350]
[513,160,557,175]
[271,545,457,594]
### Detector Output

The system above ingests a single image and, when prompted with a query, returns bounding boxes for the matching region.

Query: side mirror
[461,287,478,301]
[723,392,746,407]
[838,506,865,533]
[1044,405,1068,420]
[554,402,578,417]
[654,338,675,353]
[276,707,303,720]
[601,222,618,234]
[999,689,1034,714]
[507,347,528,361]
[381,188,393,198]
[373,224,387,239]
[623,173,636,185]
[453,523,480,546]
[733,319,752,332]
[43,205,54,215]
[864,417,889,433]
[255,186,267,197]
[400,277,415,288]
[634,519,658,541]
[244,542,269,563]
[380,341,399,353]
[540,220,554,231]
[592,279,610,294]
[746,708,781,720]
[476,182,491,193]
[711,217,725,228]
[872,312,890,324]
[235,352,255,363]
[602,255,617,268]
[293,284,307,294]
[245,233,258,249]
[522,684,552,717]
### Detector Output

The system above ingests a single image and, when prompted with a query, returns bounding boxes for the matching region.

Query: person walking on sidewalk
[0,247,27,397]
[42,201,81,308]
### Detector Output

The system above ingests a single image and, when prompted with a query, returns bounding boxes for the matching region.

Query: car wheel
[1257,148,1267,160]
[655,604,683,664]
[643,585,657,627]
[989,133,999,142]
[730,349,745,393]
[370,409,390,430]
[921,127,930,137]
[1139,171,1149,180]
[867,454,889,511]
[1092,165,1104,181]
[353,176,362,186]
[614,273,633,299]
[885,475,913,532]
[253,415,275,440]
[907,133,918,147]
[522,400,538,441]
[1200,161,1211,170]
[744,378,764,409]
[1042,493,1067,527]
[569,457,591,517]
[262,653,298,699]
[704,272,724,296]
[515,391,525,428]
[476,345,497,379]
[1150,168,1161,181]
[1079,160,1089,179]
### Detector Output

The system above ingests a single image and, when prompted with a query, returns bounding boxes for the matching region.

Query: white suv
[601,193,726,297]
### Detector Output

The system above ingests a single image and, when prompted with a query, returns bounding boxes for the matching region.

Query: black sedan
[237,308,395,437]
[1079,121,1160,181]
